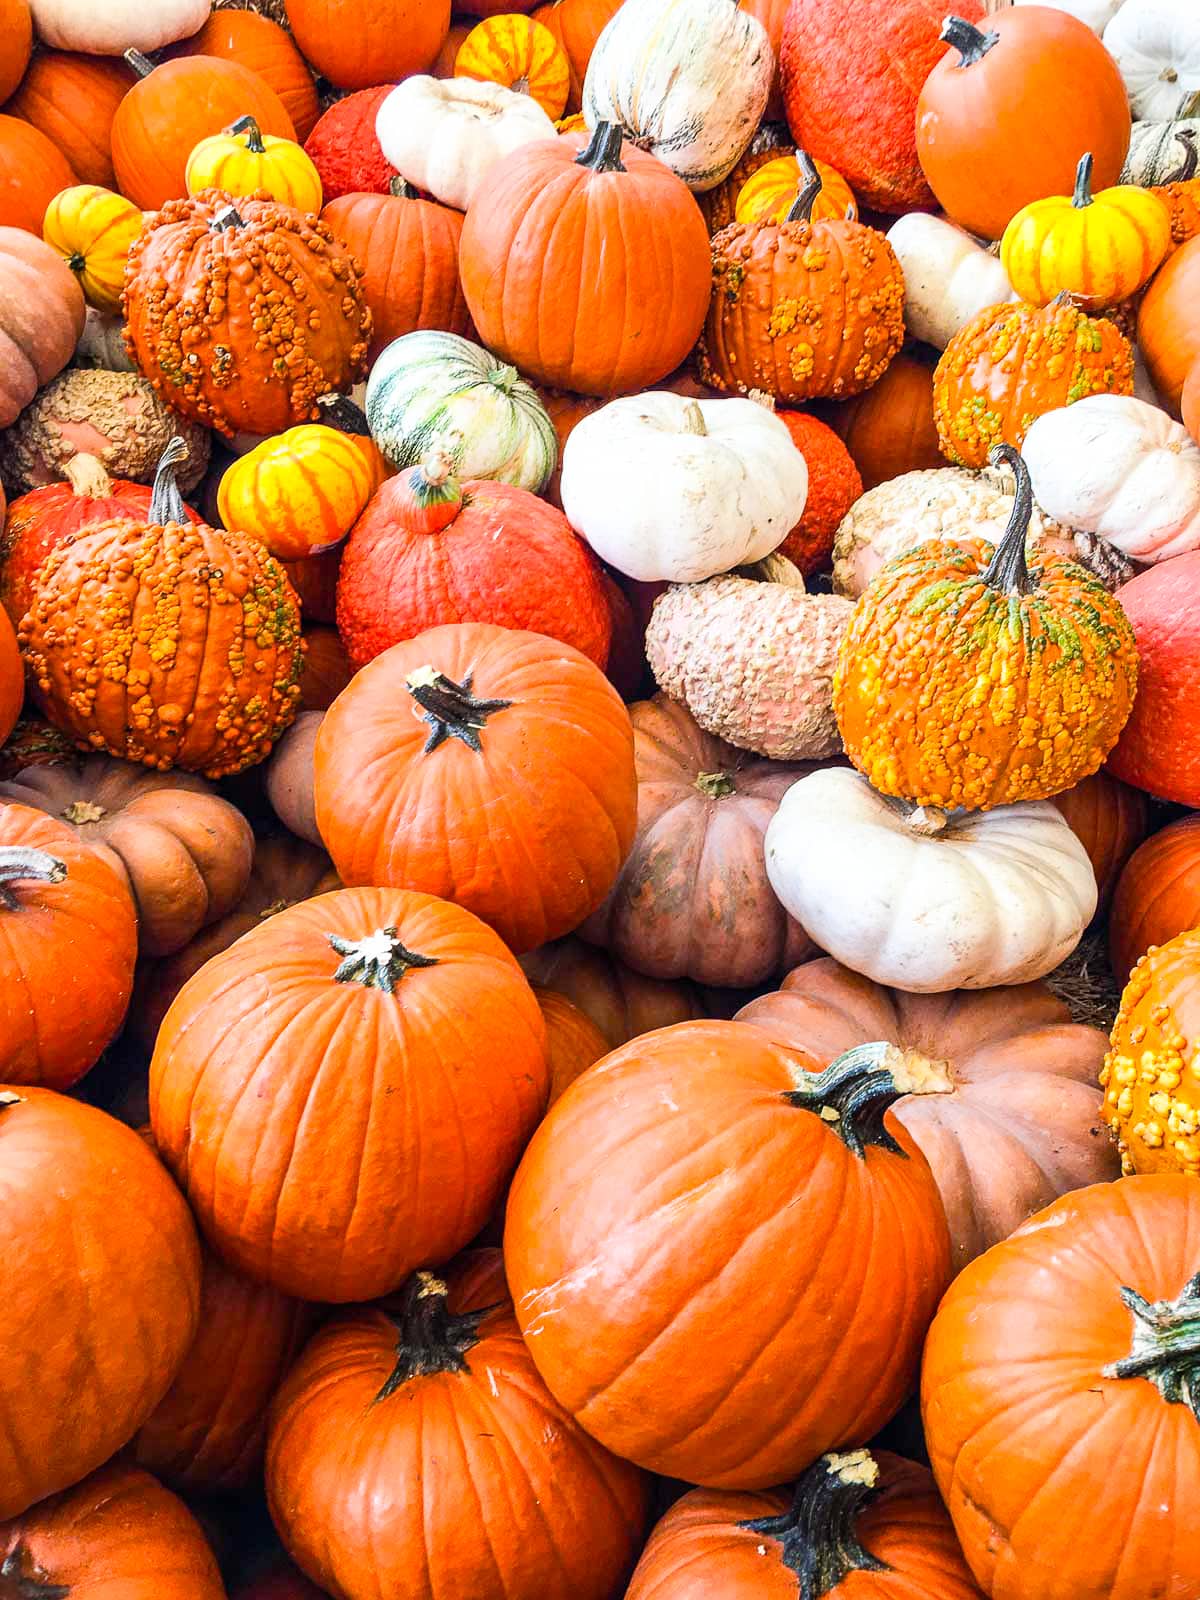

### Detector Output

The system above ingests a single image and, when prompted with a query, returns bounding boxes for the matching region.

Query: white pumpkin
[1104,0,1200,121]
[581,0,772,191]
[365,331,558,491]
[560,392,808,582]
[1022,394,1200,562]
[1015,0,1125,31]
[885,214,1017,350]
[763,768,1098,992]
[26,0,208,52]
[1122,106,1200,183]
[374,76,557,213]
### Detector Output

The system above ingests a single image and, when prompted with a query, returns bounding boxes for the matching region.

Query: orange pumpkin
[1139,235,1200,414]
[822,344,943,490]
[285,0,450,89]
[0,114,75,235]
[1185,359,1200,444]
[0,606,21,751]
[532,0,621,110]
[534,986,609,1105]
[166,12,321,142]
[1051,769,1150,912]
[298,624,352,711]
[735,152,857,223]
[698,129,794,235]
[432,19,473,75]
[522,936,705,1048]
[0,0,31,105]
[6,52,132,191]
[456,13,570,119]
[1109,815,1200,983]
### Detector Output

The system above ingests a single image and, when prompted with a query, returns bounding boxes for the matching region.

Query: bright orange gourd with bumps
[456,14,570,119]
[834,445,1138,813]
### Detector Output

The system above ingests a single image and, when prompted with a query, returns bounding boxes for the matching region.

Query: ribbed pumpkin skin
[933,299,1135,467]
[921,1177,1200,1600]
[167,12,321,141]
[123,191,371,440]
[456,14,570,118]
[136,1246,313,1491]
[185,126,323,212]
[322,188,469,362]
[0,1463,225,1597]
[824,346,942,490]
[1107,552,1200,804]
[285,0,450,88]
[0,0,31,105]
[1001,176,1172,310]
[335,472,611,669]
[534,986,609,1104]
[1109,815,1200,982]
[0,227,85,428]
[735,153,857,223]
[111,57,295,211]
[0,1090,201,1519]
[313,624,637,953]
[266,1250,648,1600]
[219,425,376,560]
[533,0,622,110]
[0,608,21,749]
[0,114,76,235]
[1139,235,1200,412]
[505,1019,952,1488]
[522,935,704,1047]
[42,183,143,313]
[150,887,548,1302]
[625,1453,984,1599]
[699,216,905,401]
[0,802,137,1089]
[6,50,132,189]
[1051,769,1150,912]
[459,129,711,397]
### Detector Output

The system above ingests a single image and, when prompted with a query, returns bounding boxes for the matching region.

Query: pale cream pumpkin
[1104,0,1200,121]
[26,0,208,53]
[885,213,1017,349]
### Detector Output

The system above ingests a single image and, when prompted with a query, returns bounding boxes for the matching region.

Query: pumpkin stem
[374,1271,493,1401]
[680,400,708,436]
[785,152,823,224]
[738,1451,889,1599]
[1102,1271,1200,1419]
[783,1040,953,1159]
[316,392,371,437]
[940,15,999,66]
[695,770,737,798]
[0,1092,24,1113]
[906,805,948,836]
[230,114,267,154]
[149,437,190,526]
[405,667,514,754]
[61,452,114,499]
[329,926,439,992]
[123,47,155,77]
[62,800,106,826]
[0,847,67,913]
[575,121,626,174]
[210,203,246,234]
[1073,152,1095,209]
[1180,88,1200,118]
[388,175,416,199]
[981,443,1035,598]
[0,1546,70,1599]
[489,364,520,395]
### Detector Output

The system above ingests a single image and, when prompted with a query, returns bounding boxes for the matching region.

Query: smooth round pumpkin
[0,801,137,1089]
[166,11,321,141]
[1138,232,1200,411]
[0,1088,201,1518]
[521,935,705,1047]
[218,424,376,560]
[285,0,450,89]
[456,13,571,118]
[459,123,711,397]
[41,182,143,313]
[823,346,943,491]
[579,695,820,987]
[266,1250,648,1600]
[111,53,296,211]
[739,957,1114,1270]
[1051,768,1151,910]
[335,457,611,670]
[916,9,1133,240]
[734,151,858,222]
[0,113,75,235]
[1109,814,1200,981]
[0,0,31,104]
[185,116,323,211]
[299,625,352,712]
[505,1019,952,1487]
[5,49,132,190]
[0,1462,225,1597]
[922,1175,1200,1600]
[150,886,548,1301]
[264,708,322,847]
[314,623,636,952]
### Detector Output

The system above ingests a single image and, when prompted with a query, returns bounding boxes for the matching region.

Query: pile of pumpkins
[3,0,1200,1594]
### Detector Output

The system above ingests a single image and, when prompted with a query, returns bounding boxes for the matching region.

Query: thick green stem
[374,1272,491,1402]
[0,848,67,913]
[785,1041,952,1159]
[1103,1270,1200,1419]
[785,151,823,224]
[941,15,999,66]
[981,444,1035,598]
[739,1451,889,1600]
[405,667,513,754]
[575,121,626,174]
[149,437,190,526]
[0,1547,70,1599]
[329,927,439,993]
[230,114,267,153]
[1073,152,1095,209]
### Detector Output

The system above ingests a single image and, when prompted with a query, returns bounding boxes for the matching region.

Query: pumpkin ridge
[374,1271,493,1399]
[738,1449,889,1597]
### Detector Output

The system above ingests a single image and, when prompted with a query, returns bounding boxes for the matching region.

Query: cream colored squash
[581,0,772,191]
[1015,0,1126,31]
[560,392,808,582]
[26,0,208,52]
[764,768,1098,992]
[1021,394,1200,562]
[374,75,557,212]
[1104,0,1200,122]
[885,213,1017,349]
[1122,103,1200,184]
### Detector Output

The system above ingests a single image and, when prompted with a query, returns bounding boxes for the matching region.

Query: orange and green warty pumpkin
[122,189,371,439]
[833,444,1139,813]
[933,292,1135,468]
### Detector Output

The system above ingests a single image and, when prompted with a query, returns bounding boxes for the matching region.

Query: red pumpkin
[335,459,611,670]
[266,1249,647,1600]
[780,0,986,212]
[0,607,20,751]
[314,623,637,952]
[302,85,399,202]
[459,124,711,397]
[1051,769,1151,912]
[822,345,943,491]
[150,886,548,1301]
[322,181,469,361]
[0,113,75,235]
[1109,815,1200,981]
[111,54,295,211]
[916,9,1132,241]
[533,0,622,110]
[774,409,862,574]
[505,1018,952,1487]
[1139,235,1200,415]
[0,1462,225,1597]
[626,1450,985,1599]
[1107,552,1200,803]
[0,0,31,106]
[286,0,449,89]
[167,12,321,142]
[0,1089,201,1517]
[522,935,705,1047]
[6,51,132,190]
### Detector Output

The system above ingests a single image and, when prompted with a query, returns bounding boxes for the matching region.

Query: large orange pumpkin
[823,345,943,490]
[1139,234,1200,414]
[1109,815,1200,983]
[922,1175,1200,1600]
[505,1018,952,1488]
[266,1249,647,1600]
[534,986,609,1104]
[0,1089,201,1518]
[1052,769,1150,913]
[150,886,548,1301]
[111,52,295,211]
[285,0,450,89]
[532,0,621,111]
[0,0,31,105]
[0,113,75,235]
[166,12,321,142]
[459,124,711,397]
[313,623,637,952]
[6,51,132,190]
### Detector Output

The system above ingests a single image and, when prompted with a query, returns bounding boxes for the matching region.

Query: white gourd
[1104,0,1200,121]
[25,0,208,53]
[885,214,1017,349]
[1121,105,1200,184]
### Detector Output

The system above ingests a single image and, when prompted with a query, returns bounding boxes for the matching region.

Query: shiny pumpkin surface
[219,424,376,561]
[456,13,570,118]
[6,49,132,190]
[185,118,323,211]
[1110,816,1200,983]
[734,152,857,224]
[1139,234,1200,414]
[41,183,143,314]
[167,11,321,140]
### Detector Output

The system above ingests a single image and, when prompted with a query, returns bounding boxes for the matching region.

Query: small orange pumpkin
[734,152,857,224]
[455,13,570,119]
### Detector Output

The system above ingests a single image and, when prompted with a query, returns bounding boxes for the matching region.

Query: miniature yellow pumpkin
[456,14,570,120]
[1001,152,1172,310]
[41,185,143,315]
[184,115,323,212]
[734,152,857,225]
[217,423,376,560]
